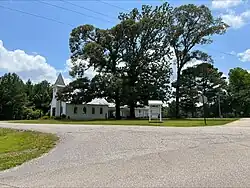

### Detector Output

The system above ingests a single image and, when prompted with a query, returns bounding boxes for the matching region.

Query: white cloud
[230,51,237,55]
[221,9,250,29]
[238,49,250,62]
[212,0,243,9]
[222,73,229,83]
[183,59,203,70]
[221,12,245,29]
[167,47,203,81]
[171,59,203,82]
[242,10,250,18]
[0,40,58,83]
[0,40,77,85]
[64,77,72,85]
[65,59,97,79]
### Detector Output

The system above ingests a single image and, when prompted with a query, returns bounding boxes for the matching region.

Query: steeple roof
[54,73,65,86]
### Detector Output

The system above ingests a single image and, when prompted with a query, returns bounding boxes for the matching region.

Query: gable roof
[54,73,65,86]
[87,98,109,105]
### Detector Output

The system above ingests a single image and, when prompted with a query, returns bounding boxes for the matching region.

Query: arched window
[83,107,87,114]
[100,107,103,114]
[74,107,78,114]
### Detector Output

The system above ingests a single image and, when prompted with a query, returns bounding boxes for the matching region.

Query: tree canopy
[67,2,173,118]
[0,73,52,120]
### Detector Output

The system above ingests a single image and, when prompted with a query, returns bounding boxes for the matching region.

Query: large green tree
[31,80,52,115]
[170,4,228,118]
[68,3,173,119]
[0,73,27,120]
[195,63,227,117]
[228,67,250,116]
[57,77,94,104]
[195,63,226,101]
[117,2,173,118]
[173,62,227,118]
[172,67,199,117]
[69,24,125,119]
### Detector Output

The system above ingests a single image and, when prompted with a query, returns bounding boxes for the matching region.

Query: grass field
[0,128,58,171]
[9,118,238,127]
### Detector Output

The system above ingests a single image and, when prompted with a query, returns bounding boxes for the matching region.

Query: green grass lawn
[0,128,58,171]
[8,118,238,127]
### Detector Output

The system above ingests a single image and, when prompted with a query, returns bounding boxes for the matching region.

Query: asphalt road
[1,119,250,187]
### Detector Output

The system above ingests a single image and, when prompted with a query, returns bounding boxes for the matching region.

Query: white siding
[66,104,108,120]
[135,109,148,118]
[61,102,66,115]
[50,86,66,117]
[50,88,57,116]
[120,108,149,118]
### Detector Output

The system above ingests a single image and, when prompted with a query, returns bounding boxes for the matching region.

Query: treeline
[168,66,250,118]
[0,73,52,120]
[1,66,250,120]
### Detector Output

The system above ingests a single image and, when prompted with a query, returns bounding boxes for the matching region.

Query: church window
[74,107,78,114]
[83,107,87,114]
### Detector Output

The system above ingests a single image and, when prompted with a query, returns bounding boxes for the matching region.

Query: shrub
[23,108,41,120]
[61,114,66,119]
[40,115,51,120]
[54,116,62,120]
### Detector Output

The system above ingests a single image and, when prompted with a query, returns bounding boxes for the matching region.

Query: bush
[61,114,66,119]
[40,115,51,120]
[54,116,62,120]
[23,108,41,120]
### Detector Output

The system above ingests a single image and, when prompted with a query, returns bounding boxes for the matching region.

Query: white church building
[50,74,159,120]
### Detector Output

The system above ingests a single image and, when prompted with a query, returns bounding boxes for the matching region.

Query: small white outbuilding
[148,100,163,122]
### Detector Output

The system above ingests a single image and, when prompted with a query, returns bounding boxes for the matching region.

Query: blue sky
[0,0,250,84]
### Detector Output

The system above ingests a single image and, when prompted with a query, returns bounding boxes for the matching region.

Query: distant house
[50,74,152,120]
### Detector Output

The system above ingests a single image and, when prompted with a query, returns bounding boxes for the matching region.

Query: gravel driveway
[1,119,250,187]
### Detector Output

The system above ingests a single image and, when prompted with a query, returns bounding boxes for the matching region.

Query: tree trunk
[115,97,121,120]
[192,99,195,118]
[175,70,181,118]
[129,102,135,119]
[202,95,207,125]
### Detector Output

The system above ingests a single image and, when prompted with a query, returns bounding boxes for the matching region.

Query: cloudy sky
[0,0,249,84]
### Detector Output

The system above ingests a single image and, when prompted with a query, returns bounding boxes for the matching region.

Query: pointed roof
[87,98,109,105]
[54,73,65,86]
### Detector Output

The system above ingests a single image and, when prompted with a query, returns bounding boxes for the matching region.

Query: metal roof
[87,98,109,105]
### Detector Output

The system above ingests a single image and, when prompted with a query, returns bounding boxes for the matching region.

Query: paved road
[1,119,250,187]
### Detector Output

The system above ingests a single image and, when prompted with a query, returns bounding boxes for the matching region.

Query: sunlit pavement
[1,119,250,187]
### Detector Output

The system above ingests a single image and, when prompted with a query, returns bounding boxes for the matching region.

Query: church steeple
[54,73,65,86]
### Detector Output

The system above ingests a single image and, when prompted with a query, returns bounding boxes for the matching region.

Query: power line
[0,4,74,27]
[96,0,129,12]
[201,46,236,57]
[0,3,241,59]
[37,0,114,24]
[59,0,117,21]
